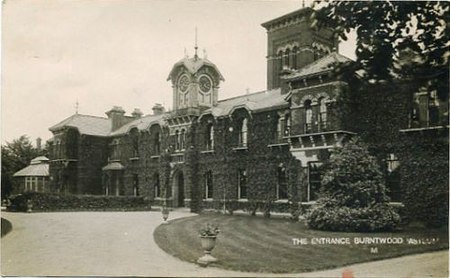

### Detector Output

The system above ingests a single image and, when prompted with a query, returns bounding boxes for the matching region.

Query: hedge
[7,192,151,212]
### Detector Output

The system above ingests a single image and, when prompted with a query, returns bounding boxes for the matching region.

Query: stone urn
[26,199,33,213]
[197,235,218,265]
[161,207,169,224]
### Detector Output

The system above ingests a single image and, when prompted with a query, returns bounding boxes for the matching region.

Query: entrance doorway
[172,171,185,207]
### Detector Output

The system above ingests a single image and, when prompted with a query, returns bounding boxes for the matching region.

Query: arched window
[154,130,160,155]
[292,46,298,69]
[304,100,312,133]
[204,170,213,199]
[278,51,283,71]
[206,124,214,150]
[277,166,288,199]
[175,130,180,150]
[133,174,139,196]
[284,113,291,136]
[239,118,248,147]
[154,173,160,198]
[180,129,186,150]
[318,97,327,130]
[284,48,290,68]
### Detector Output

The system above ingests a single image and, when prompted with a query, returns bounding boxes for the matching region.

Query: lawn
[153,213,448,273]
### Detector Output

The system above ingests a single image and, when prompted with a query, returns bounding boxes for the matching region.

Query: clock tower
[167,52,224,112]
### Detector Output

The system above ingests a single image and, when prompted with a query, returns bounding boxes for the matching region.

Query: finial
[194,27,198,59]
[184,47,188,58]
[203,48,208,59]
[302,0,305,8]
[75,99,79,114]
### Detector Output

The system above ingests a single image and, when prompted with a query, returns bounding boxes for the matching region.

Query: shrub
[8,192,151,212]
[306,138,400,232]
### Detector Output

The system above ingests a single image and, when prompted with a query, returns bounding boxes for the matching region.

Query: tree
[306,138,400,232]
[312,1,449,96]
[1,135,42,197]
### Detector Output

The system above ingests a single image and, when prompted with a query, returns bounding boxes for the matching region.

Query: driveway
[1,210,448,277]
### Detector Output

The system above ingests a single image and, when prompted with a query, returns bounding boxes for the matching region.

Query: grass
[154,213,448,273]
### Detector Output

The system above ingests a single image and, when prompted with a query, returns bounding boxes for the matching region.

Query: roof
[30,156,50,165]
[283,52,353,80]
[167,56,225,81]
[49,114,112,137]
[201,88,288,118]
[109,113,166,136]
[102,162,125,171]
[14,156,49,177]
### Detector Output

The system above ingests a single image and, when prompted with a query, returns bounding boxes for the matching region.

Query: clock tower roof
[167,56,225,83]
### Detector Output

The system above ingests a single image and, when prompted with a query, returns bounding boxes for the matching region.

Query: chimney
[106,106,126,131]
[36,137,42,151]
[132,108,143,118]
[152,103,165,115]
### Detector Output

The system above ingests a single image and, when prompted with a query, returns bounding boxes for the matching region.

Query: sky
[2,0,356,145]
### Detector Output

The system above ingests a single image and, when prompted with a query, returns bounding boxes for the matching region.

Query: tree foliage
[1,135,43,197]
[306,138,400,232]
[313,1,449,94]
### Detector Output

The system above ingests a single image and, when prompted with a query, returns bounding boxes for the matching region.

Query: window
[308,162,323,201]
[154,174,160,198]
[238,169,248,199]
[284,48,290,68]
[278,51,283,71]
[284,113,291,136]
[131,130,139,157]
[277,166,288,199]
[153,131,161,155]
[410,88,444,128]
[238,118,248,147]
[180,129,186,150]
[133,174,139,196]
[292,47,298,69]
[175,130,180,150]
[111,139,120,160]
[304,100,313,133]
[318,97,327,130]
[386,154,401,202]
[204,171,213,199]
[205,124,214,150]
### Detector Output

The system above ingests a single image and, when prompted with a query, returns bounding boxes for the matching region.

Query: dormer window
[180,129,186,150]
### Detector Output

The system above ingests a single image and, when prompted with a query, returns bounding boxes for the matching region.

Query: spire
[302,0,305,8]
[194,27,198,60]
[75,99,79,114]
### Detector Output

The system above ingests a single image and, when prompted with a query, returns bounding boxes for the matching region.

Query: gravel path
[1,210,448,277]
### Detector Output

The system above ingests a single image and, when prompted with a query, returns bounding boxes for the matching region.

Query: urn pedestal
[197,236,218,266]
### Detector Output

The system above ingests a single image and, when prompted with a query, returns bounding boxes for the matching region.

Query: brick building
[47,7,448,215]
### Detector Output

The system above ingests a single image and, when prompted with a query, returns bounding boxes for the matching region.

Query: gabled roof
[49,114,112,137]
[109,113,166,136]
[14,156,49,177]
[283,52,352,80]
[201,88,287,118]
[167,56,225,81]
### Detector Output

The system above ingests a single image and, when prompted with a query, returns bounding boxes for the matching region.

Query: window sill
[150,155,160,159]
[274,199,289,203]
[201,150,215,154]
[268,143,289,148]
[238,198,248,202]
[399,125,449,133]
[232,146,248,151]
[203,198,214,201]
[129,157,140,161]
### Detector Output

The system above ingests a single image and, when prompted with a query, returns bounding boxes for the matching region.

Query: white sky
[2,0,356,145]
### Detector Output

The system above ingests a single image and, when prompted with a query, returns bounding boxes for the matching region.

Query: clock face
[199,75,212,93]
[179,75,190,92]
